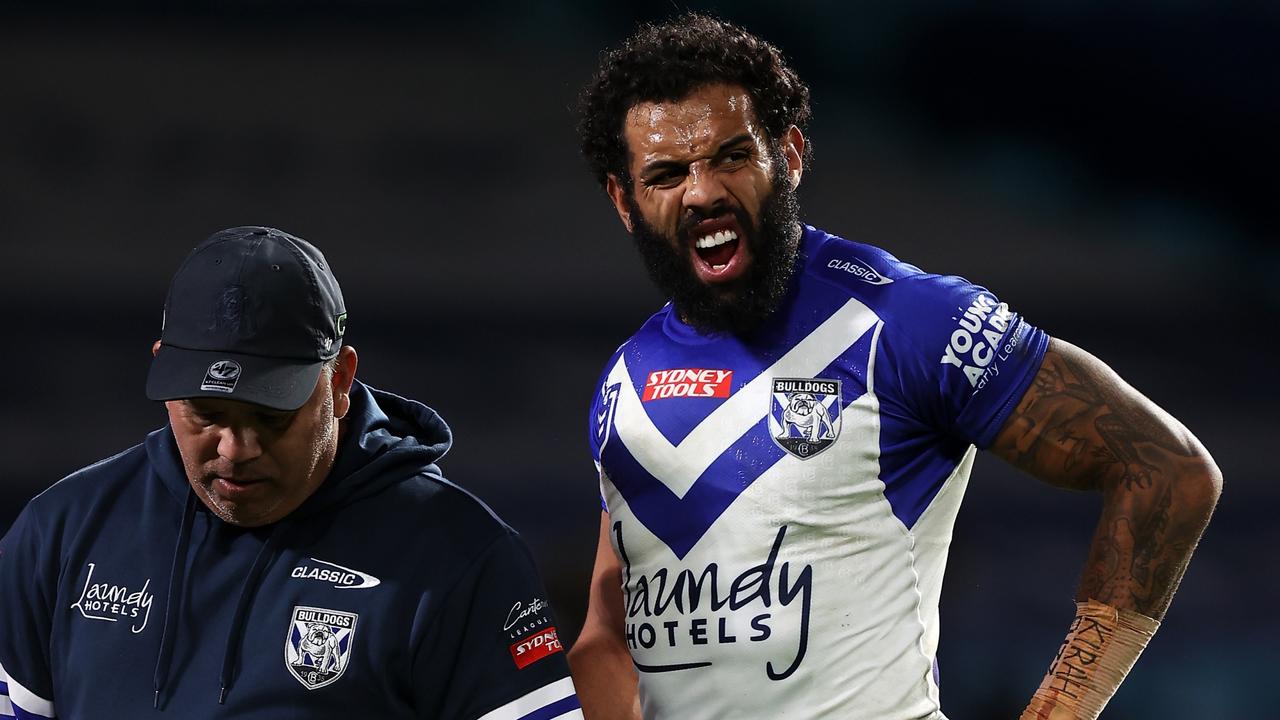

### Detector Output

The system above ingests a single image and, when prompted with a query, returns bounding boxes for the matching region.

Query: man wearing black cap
[0,227,583,719]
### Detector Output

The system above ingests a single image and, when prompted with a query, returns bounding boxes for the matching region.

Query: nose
[681,159,729,214]
[217,424,264,464]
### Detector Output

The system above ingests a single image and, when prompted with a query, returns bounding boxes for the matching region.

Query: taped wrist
[1020,599,1160,720]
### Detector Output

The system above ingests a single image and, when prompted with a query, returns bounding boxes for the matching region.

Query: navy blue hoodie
[0,382,581,719]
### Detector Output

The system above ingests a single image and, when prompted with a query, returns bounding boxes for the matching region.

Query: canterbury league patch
[768,377,842,459]
[285,606,357,690]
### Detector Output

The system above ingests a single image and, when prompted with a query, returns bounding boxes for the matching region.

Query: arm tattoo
[990,339,1219,619]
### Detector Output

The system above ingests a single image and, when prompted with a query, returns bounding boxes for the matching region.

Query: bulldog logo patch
[769,377,842,459]
[285,606,358,690]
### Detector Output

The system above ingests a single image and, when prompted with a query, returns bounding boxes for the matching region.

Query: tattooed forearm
[1080,484,1177,612]
[990,338,1221,619]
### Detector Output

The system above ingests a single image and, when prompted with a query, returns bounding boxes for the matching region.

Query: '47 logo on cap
[201,360,241,393]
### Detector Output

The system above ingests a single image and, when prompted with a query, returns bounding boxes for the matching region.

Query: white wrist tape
[1020,599,1160,720]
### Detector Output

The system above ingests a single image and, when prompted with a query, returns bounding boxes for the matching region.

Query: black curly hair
[577,13,812,190]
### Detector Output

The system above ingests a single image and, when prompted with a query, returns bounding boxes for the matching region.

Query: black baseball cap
[145,226,348,411]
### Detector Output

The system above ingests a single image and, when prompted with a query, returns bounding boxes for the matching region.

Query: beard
[626,161,802,336]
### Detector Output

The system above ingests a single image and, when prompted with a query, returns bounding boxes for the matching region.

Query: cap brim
[146,345,325,411]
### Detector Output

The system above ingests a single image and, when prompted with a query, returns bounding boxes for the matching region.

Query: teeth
[695,230,738,249]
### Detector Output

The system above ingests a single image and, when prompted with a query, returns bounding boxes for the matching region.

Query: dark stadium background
[1,2,1273,717]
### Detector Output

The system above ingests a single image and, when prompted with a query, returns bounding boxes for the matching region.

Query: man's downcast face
[617,83,802,334]
[166,371,339,527]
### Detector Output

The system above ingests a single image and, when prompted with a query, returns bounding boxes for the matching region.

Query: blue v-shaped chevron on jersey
[597,300,880,559]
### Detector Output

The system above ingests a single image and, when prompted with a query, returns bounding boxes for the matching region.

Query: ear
[605,174,635,233]
[781,125,805,189]
[330,346,359,420]
[151,340,162,357]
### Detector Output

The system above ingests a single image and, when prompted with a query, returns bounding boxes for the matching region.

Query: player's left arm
[988,336,1221,718]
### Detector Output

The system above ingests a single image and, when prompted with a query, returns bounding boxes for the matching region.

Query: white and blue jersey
[588,226,1048,719]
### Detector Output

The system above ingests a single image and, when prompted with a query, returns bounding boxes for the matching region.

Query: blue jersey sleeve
[0,504,59,719]
[412,532,580,720]
[877,273,1049,448]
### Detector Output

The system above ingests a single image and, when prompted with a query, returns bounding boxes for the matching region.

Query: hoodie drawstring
[153,491,197,709]
[218,521,287,704]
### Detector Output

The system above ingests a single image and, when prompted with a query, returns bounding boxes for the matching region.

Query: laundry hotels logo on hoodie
[70,562,155,633]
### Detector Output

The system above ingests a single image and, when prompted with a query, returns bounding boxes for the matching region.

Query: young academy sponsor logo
[939,293,1019,392]
[200,359,241,393]
[826,256,892,285]
[768,378,842,459]
[70,562,155,633]
[291,558,381,590]
[642,368,733,402]
[617,523,813,681]
[285,606,358,690]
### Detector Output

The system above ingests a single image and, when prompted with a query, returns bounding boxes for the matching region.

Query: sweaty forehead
[623,85,760,160]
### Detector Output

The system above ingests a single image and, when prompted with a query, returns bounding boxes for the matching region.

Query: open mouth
[688,219,749,283]
[695,229,739,269]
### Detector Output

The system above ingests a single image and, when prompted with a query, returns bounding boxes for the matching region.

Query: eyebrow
[640,133,756,176]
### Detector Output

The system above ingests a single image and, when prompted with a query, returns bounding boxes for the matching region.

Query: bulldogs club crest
[285,606,358,690]
[769,377,842,459]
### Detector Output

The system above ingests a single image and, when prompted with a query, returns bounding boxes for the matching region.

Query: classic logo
[291,558,381,590]
[826,256,892,285]
[768,378,842,459]
[509,627,563,670]
[200,359,242,393]
[285,606,358,690]
[642,368,733,402]
[70,562,154,634]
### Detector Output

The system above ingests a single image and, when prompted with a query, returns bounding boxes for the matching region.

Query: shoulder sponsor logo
[768,377,842,459]
[200,359,241,393]
[643,368,733,402]
[286,606,358,689]
[939,293,1019,391]
[509,626,563,669]
[70,562,154,633]
[827,256,892,285]
[291,558,381,590]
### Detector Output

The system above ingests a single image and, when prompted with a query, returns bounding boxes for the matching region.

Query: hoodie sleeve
[413,531,581,720]
[0,505,59,719]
